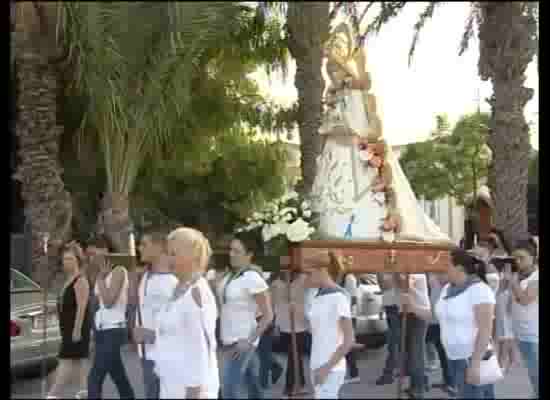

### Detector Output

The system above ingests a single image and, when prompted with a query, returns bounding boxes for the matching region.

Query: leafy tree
[134,127,289,237]
[58,2,291,251]
[400,112,491,207]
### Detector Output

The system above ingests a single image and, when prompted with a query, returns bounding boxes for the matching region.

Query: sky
[250,2,539,149]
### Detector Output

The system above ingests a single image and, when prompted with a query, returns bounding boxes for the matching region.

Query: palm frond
[459,2,480,56]
[60,2,249,195]
[408,2,440,66]
[363,2,408,36]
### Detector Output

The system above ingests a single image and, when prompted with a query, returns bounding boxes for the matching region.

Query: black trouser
[382,305,401,376]
[88,328,135,399]
[425,324,453,387]
[278,331,310,392]
[346,317,359,378]
[258,324,283,389]
[404,314,428,398]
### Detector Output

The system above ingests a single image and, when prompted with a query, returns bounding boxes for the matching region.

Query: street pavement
[12,345,534,399]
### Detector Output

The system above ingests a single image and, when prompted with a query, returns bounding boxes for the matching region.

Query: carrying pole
[396,272,410,399]
[287,269,301,398]
[40,233,50,399]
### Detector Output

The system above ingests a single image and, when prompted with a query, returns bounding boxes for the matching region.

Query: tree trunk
[287,2,330,196]
[97,192,131,253]
[478,2,537,246]
[13,43,73,288]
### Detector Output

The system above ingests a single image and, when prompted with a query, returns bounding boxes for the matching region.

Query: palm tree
[341,2,538,244]
[12,2,73,284]
[58,2,289,251]
[286,3,331,195]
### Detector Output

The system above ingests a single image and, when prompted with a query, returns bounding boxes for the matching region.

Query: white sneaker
[75,390,88,399]
[345,376,361,384]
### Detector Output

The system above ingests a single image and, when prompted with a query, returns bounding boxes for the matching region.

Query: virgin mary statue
[310,22,451,244]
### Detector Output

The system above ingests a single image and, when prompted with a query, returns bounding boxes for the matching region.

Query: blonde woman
[134,227,219,398]
[47,242,92,399]
[303,251,355,399]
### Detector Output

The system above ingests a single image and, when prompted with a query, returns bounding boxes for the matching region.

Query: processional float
[283,22,454,398]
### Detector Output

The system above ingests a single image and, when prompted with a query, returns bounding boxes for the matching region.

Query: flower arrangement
[236,191,317,249]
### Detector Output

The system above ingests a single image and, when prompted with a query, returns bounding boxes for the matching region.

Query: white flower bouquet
[236,191,317,250]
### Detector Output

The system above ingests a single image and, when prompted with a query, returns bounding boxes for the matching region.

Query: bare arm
[510,279,538,306]
[471,303,495,364]
[73,277,90,334]
[97,266,126,308]
[324,316,354,370]
[249,290,274,345]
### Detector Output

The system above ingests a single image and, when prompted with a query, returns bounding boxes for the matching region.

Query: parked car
[354,274,387,348]
[11,268,60,377]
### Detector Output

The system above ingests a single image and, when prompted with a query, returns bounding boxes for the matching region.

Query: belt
[96,321,126,331]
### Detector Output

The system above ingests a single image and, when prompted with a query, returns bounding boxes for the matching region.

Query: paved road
[12,345,534,398]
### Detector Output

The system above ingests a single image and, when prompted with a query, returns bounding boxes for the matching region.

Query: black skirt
[57,275,92,359]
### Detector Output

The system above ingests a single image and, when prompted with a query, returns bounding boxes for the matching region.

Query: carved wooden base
[288,240,452,273]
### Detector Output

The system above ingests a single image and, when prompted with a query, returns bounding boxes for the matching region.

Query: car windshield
[10,268,41,293]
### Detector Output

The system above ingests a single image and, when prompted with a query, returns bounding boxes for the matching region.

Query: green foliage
[400,112,491,205]
[57,2,294,235]
[135,127,289,229]
[59,2,292,196]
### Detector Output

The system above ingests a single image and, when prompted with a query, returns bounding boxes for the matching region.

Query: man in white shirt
[133,227,179,399]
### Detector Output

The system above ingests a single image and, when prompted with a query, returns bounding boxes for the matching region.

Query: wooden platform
[288,240,453,273]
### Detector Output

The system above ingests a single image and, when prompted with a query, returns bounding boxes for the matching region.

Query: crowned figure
[311,22,450,243]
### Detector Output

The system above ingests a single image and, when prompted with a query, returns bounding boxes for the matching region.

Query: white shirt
[217,269,269,346]
[486,273,500,294]
[495,289,514,340]
[138,270,179,359]
[435,282,496,360]
[94,266,129,330]
[427,274,444,325]
[404,274,430,311]
[342,274,359,299]
[511,269,539,343]
[307,289,352,371]
[152,278,219,396]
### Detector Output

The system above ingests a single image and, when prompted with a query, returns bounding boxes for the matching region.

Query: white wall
[420,197,465,245]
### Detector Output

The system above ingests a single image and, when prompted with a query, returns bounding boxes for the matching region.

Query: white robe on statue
[311,88,450,244]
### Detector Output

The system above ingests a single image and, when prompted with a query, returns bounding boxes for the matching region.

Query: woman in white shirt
[401,248,496,399]
[507,239,539,398]
[134,227,219,398]
[303,251,354,399]
[88,248,135,399]
[217,232,274,399]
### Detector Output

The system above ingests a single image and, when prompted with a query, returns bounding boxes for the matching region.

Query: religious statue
[311,22,450,244]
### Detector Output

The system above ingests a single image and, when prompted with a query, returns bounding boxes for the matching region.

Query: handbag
[476,349,504,386]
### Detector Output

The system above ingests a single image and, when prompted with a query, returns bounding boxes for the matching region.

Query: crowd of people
[44,226,538,399]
